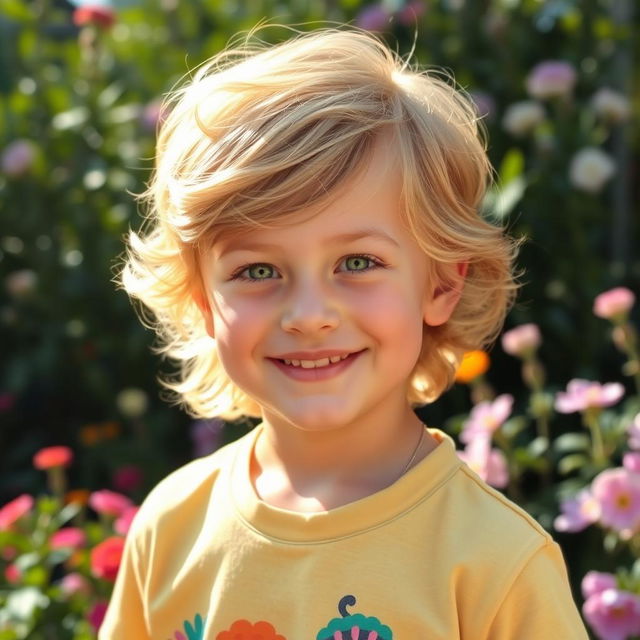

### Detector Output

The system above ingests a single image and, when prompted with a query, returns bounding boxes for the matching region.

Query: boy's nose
[280,280,340,334]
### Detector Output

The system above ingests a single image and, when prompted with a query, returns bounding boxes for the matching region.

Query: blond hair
[119,26,520,421]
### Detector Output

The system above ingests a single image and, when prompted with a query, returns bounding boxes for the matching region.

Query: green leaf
[553,433,591,453]
[54,502,82,528]
[15,552,40,572]
[558,453,589,475]
[528,436,549,457]
[604,531,620,554]
[499,148,525,185]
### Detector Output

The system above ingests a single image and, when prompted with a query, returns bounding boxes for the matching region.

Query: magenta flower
[501,323,542,357]
[114,505,140,536]
[593,287,635,321]
[49,527,87,550]
[0,494,34,531]
[555,379,625,413]
[554,489,600,532]
[592,468,640,539]
[87,600,109,631]
[457,437,509,488]
[112,465,143,494]
[583,588,640,640]
[582,571,618,600]
[89,489,133,517]
[627,413,640,450]
[460,394,514,444]
[526,60,577,99]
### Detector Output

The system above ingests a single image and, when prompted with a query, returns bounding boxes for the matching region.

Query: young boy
[101,27,588,639]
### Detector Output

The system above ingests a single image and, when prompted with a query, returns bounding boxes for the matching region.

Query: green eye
[344,256,373,272]
[246,264,274,279]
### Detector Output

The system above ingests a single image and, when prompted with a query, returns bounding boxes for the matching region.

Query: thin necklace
[399,425,426,478]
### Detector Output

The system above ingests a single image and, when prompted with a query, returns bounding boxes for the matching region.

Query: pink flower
[555,379,625,413]
[90,536,125,582]
[87,600,109,631]
[33,445,73,470]
[112,465,143,494]
[526,60,577,99]
[624,452,640,474]
[592,468,640,538]
[49,527,87,550]
[627,413,640,450]
[554,489,601,532]
[469,91,496,121]
[60,572,92,597]
[0,494,34,530]
[460,394,514,444]
[4,563,20,584]
[1,139,36,177]
[501,323,541,357]
[583,588,640,640]
[593,287,635,321]
[355,4,391,31]
[457,437,509,488]
[114,506,140,536]
[396,0,426,26]
[89,489,133,517]
[73,6,115,29]
[582,571,618,600]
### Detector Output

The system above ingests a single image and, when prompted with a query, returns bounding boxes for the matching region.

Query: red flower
[89,489,133,517]
[4,563,21,584]
[0,494,34,530]
[33,445,73,470]
[90,536,125,581]
[114,506,140,536]
[73,6,116,29]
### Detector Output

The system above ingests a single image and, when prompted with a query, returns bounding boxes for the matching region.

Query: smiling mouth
[277,354,352,369]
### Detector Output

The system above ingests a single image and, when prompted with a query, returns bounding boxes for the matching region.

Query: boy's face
[196,137,464,434]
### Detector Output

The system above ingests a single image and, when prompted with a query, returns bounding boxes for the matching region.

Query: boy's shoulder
[129,428,253,535]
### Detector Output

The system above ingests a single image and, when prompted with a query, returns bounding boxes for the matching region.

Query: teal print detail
[169,613,204,640]
[316,595,393,640]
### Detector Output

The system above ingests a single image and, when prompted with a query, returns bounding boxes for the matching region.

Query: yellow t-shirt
[99,426,589,639]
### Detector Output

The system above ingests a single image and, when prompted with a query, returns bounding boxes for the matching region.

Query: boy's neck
[249,408,439,512]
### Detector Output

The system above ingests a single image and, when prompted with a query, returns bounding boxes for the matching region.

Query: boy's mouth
[268,349,365,371]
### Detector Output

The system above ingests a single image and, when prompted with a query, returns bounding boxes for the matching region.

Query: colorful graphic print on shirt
[170,594,393,639]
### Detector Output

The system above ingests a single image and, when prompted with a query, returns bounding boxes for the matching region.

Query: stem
[583,408,607,467]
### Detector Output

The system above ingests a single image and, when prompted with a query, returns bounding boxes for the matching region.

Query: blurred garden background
[0,0,638,637]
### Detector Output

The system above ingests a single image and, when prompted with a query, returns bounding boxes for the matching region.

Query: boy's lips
[267,350,365,381]
[271,349,363,360]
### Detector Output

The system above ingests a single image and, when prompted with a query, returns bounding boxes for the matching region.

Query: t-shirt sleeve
[98,525,150,640]
[484,540,589,639]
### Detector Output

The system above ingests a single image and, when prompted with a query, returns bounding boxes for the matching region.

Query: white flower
[591,88,631,124]
[116,388,149,418]
[569,147,615,194]
[502,101,545,137]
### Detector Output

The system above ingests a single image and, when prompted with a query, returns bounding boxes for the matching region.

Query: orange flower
[33,446,73,470]
[216,620,286,640]
[454,350,490,383]
[79,424,102,446]
[65,489,91,506]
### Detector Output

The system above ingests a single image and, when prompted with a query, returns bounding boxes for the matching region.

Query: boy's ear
[192,288,215,338]
[422,261,468,327]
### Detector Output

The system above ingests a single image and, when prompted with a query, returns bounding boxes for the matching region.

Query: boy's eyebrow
[217,228,400,257]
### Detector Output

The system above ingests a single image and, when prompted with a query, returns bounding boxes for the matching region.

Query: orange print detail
[216,619,286,640]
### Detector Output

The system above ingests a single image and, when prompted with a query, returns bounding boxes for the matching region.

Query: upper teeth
[282,354,350,368]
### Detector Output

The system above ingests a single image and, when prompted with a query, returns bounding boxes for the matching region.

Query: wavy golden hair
[118,26,520,420]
